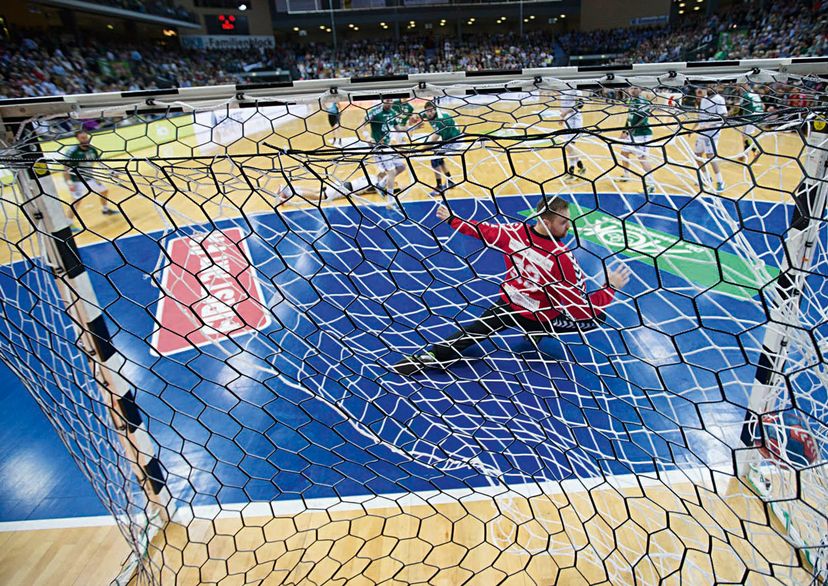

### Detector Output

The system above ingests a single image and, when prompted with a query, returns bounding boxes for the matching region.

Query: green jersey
[393,100,414,123]
[366,105,398,144]
[626,96,652,137]
[739,91,764,119]
[424,110,461,141]
[64,144,102,181]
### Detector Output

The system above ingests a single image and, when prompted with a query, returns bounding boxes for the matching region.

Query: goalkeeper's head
[534,196,571,240]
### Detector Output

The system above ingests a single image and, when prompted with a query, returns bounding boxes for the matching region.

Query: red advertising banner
[151,228,270,356]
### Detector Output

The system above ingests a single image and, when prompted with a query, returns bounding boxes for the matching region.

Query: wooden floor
[0,474,812,585]
[0,523,129,585]
[0,96,807,267]
[0,95,817,585]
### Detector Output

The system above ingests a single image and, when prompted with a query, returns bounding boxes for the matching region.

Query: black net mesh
[1,70,827,584]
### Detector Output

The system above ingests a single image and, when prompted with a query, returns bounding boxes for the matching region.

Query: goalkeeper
[394,196,630,374]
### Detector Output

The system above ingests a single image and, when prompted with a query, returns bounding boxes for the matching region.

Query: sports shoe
[577,161,586,173]
[429,188,442,197]
[70,224,82,234]
[276,186,292,205]
[716,181,725,192]
[446,179,455,189]
[392,351,450,375]
[101,207,121,215]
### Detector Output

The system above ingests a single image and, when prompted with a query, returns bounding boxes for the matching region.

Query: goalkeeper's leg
[393,301,542,374]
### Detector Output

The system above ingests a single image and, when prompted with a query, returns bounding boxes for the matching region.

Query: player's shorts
[328,112,340,127]
[69,178,106,200]
[374,151,404,172]
[620,133,650,157]
[739,123,760,136]
[560,114,584,141]
[563,113,583,130]
[695,130,721,155]
[433,140,463,158]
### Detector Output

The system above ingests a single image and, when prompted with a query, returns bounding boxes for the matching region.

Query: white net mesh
[1,66,827,583]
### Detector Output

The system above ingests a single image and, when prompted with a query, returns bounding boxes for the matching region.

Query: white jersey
[560,89,583,113]
[560,89,584,129]
[698,93,727,132]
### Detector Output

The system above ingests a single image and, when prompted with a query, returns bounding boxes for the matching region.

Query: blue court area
[0,191,812,520]
[0,361,107,522]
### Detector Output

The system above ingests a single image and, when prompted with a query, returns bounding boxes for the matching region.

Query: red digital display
[218,14,235,30]
[205,14,249,35]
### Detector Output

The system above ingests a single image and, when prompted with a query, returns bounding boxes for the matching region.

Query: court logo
[151,228,271,356]
[579,215,706,258]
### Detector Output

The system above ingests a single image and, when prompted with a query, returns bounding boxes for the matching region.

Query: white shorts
[324,176,371,201]
[620,133,649,157]
[695,131,720,155]
[434,140,462,158]
[564,113,584,130]
[374,151,404,173]
[69,178,106,200]
[740,123,760,137]
[561,113,584,142]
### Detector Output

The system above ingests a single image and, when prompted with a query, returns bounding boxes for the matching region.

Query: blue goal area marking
[0,191,818,521]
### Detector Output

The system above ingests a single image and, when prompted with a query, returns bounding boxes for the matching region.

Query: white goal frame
[1,56,827,582]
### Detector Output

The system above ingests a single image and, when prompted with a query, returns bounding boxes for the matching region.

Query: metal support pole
[14,145,173,584]
[739,119,828,473]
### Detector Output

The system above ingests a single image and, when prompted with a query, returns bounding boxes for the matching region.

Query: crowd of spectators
[558,0,827,64]
[98,0,196,23]
[294,32,556,79]
[0,35,242,97]
[1,0,825,100]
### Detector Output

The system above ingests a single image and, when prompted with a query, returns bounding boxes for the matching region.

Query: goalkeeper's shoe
[392,351,452,375]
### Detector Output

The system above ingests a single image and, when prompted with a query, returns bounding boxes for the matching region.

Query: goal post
[11,145,173,583]
[0,57,827,584]
[739,116,828,573]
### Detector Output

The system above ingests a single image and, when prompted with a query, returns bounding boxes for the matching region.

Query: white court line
[0,514,117,532]
[0,465,725,532]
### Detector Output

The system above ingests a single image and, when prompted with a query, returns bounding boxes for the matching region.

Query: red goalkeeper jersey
[449,216,615,322]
